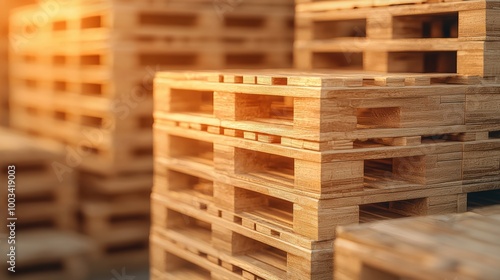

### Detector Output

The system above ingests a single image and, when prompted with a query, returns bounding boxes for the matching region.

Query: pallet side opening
[364,156,426,189]
[314,19,367,39]
[388,51,457,73]
[168,169,214,200]
[235,93,294,124]
[168,135,214,167]
[313,52,363,70]
[235,148,295,189]
[169,89,213,115]
[139,12,197,27]
[467,190,500,211]
[393,12,458,39]
[360,198,427,223]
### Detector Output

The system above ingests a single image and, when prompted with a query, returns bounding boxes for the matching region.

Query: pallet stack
[149,70,500,279]
[148,0,500,278]
[0,0,36,126]
[335,204,500,279]
[0,128,94,280]
[8,0,294,272]
[0,0,7,125]
[295,0,500,76]
[293,0,500,235]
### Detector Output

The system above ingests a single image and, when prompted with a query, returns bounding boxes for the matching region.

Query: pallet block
[0,230,95,280]
[0,128,78,231]
[295,0,500,76]
[334,205,500,280]
[80,197,150,271]
[462,138,500,190]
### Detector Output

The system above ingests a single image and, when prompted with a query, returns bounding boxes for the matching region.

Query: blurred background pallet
[334,205,500,280]
[295,0,500,76]
[0,128,95,278]
[0,128,78,231]
[0,0,37,126]
[80,198,150,272]
[0,230,95,280]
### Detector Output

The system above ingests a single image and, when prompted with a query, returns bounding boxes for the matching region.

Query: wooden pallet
[154,70,479,149]
[0,230,95,280]
[295,0,500,76]
[9,2,293,49]
[334,205,500,280]
[0,128,78,231]
[152,180,465,250]
[80,197,150,271]
[150,209,332,280]
[155,122,465,198]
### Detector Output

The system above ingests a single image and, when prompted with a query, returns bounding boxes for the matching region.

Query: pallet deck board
[335,205,500,280]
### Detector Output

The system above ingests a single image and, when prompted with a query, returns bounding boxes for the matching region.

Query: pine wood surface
[335,205,500,280]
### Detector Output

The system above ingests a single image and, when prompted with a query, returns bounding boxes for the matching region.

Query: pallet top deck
[156,70,483,97]
[336,205,500,279]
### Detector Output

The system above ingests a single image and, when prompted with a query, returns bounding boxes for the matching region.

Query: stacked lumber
[149,70,497,279]
[8,0,294,271]
[335,205,500,280]
[295,0,500,76]
[0,128,94,280]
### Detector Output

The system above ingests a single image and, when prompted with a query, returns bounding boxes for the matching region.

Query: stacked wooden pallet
[335,204,500,279]
[295,0,500,76]
[149,70,500,279]
[9,2,153,264]
[8,0,294,272]
[0,0,35,126]
[0,128,94,280]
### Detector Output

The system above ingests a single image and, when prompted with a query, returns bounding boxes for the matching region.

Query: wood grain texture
[335,205,500,280]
